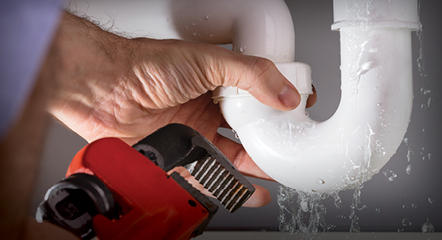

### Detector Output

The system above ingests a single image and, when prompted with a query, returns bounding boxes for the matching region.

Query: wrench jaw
[133,124,255,213]
[190,157,254,213]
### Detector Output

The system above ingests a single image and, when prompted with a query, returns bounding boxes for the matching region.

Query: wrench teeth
[190,157,253,213]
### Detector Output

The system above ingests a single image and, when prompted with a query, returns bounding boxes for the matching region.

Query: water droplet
[402,204,409,209]
[412,203,418,208]
[383,170,397,182]
[205,14,210,20]
[232,129,239,140]
[422,219,435,233]
[192,32,197,36]
[334,195,342,208]
[407,149,412,162]
[375,208,381,212]
[402,218,411,226]
[316,178,325,185]
[181,14,185,19]
[284,55,289,59]
[239,46,246,53]
[192,22,196,26]
[427,97,432,108]
[428,198,435,204]
[406,165,412,175]
[300,199,309,212]
[350,225,361,233]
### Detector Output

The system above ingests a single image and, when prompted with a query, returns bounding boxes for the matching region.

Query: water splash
[422,218,435,233]
[402,218,411,227]
[278,186,335,236]
[349,183,367,233]
[383,170,397,182]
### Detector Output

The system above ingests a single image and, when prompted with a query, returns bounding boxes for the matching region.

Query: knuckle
[250,57,274,79]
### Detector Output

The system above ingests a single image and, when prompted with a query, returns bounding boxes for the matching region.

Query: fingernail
[278,85,300,108]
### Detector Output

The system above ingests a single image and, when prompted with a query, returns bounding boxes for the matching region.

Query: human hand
[48,13,316,207]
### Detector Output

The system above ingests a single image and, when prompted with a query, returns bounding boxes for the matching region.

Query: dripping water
[278,186,335,237]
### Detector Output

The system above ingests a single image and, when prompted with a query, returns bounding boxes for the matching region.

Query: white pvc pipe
[213,0,420,192]
[222,27,415,192]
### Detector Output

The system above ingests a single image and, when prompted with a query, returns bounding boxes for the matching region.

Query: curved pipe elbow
[170,0,295,62]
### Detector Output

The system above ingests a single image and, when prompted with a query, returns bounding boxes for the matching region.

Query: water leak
[416,23,427,78]
[383,170,397,182]
[349,184,366,233]
[278,186,335,236]
[402,218,411,227]
[422,218,435,233]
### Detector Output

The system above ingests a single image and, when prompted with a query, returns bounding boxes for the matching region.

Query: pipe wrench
[36,124,255,239]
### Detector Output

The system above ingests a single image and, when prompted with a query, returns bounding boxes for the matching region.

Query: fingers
[170,167,271,208]
[220,55,301,111]
[241,184,271,208]
[212,133,273,181]
[306,85,317,108]
[182,42,301,111]
[133,39,302,112]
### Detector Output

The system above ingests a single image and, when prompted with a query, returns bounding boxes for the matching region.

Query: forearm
[47,12,139,142]
[0,12,79,240]
[0,54,64,239]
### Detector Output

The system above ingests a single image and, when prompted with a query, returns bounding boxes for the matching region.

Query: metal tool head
[133,123,255,213]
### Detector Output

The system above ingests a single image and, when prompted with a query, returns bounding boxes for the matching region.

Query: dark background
[32,0,442,233]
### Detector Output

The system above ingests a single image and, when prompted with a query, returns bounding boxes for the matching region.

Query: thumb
[220,54,301,111]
